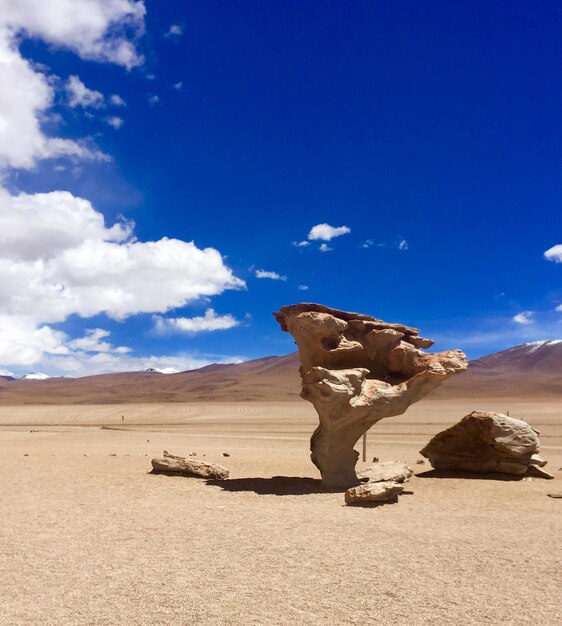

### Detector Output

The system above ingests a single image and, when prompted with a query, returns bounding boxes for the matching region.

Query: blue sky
[2,0,562,376]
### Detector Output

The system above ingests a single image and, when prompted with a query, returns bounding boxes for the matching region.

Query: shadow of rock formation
[206,476,326,496]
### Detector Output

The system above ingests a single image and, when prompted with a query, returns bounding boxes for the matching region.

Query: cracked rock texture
[357,460,413,484]
[345,481,405,505]
[420,411,551,477]
[274,303,467,489]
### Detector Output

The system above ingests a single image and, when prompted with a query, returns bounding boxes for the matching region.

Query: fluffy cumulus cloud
[513,311,533,325]
[7,322,243,377]
[45,351,243,377]
[544,244,562,263]
[0,0,145,68]
[153,309,239,334]
[0,1,246,375]
[109,94,126,107]
[0,0,144,169]
[105,116,124,129]
[67,328,130,354]
[66,75,104,108]
[0,29,106,168]
[255,269,287,281]
[307,223,351,241]
[0,187,132,261]
[0,186,244,368]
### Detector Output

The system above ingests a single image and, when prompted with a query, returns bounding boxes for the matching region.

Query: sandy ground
[1,398,561,625]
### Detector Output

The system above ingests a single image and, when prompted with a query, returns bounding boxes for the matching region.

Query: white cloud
[0,315,68,366]
[105,116,124,129]
[319,243,333,252]
[0,317,245,376]
[292,240,310,248]
[51,352,243,377]
[67,328,130,354]
[0,0,146,68]
[173,81,183,90]
[397,239,409,250]
[308,223,351,241]
[298,285,309,291]
[255,269,287,281]
[513,311,533,325]
[165,24,184,38]
[66,75,104,108]
[555,305,562,312]
[0,187,132,261]
[153,309,239,334]
[148,94,160,106]
[0,30,107,169]
[0,186,244,371]
[110,94,126,107]
[544,244,562,263]
[361,239,373,248]
[0,0,145,170]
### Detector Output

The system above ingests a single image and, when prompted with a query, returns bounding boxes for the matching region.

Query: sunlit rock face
[420,411,551,477]
[274,303,468,490]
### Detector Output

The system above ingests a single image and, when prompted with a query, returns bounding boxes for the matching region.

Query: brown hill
[0,353,301,405]
[2,340,561,405]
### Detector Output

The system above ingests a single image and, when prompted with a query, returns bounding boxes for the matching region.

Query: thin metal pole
[362,432,367,462]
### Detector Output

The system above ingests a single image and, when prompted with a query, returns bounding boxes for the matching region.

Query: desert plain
[1,397,561,625]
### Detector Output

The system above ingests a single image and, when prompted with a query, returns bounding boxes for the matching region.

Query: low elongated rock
[345,481,405,505]
[357,460,413,484]
[526,465,555,479]
[274,303,467,489]
[151,450,229,479]
[420,411,549,477]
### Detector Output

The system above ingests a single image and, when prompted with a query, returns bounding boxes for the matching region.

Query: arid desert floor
[1,398,561,625]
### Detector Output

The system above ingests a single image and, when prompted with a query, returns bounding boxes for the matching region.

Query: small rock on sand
[222,452,230,457]
[151,450,229,480]
[345,481,405,505]
[357,460,413,484]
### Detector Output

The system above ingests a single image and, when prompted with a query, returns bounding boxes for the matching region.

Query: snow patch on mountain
[143,367,181,375]
[20,372,50,380]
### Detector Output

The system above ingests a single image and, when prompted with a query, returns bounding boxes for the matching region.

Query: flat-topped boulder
[357,460,413,484]
[420,411,551,477]
[274,303,468,490]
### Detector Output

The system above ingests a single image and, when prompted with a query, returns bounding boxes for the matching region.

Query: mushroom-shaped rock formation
[274,303,468,490]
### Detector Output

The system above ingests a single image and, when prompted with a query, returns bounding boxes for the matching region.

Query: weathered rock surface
[420,411,550,477]
[525,465,555,479]
[345,481,405,505]
[274,303,467,489]
[151,450,229,479]
[357,460,413,484]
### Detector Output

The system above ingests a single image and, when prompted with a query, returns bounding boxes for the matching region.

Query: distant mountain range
[433,339,562,398]
[1,340,561,405]
[0,354,300,405]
